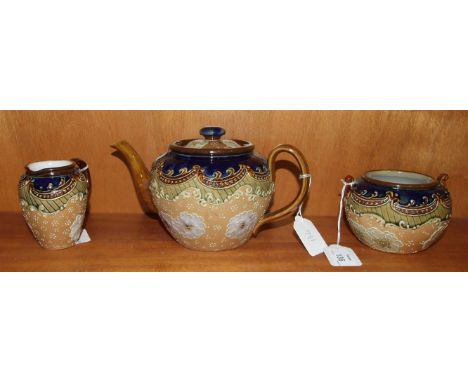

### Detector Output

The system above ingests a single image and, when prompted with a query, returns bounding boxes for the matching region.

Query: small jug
[18,159,90,250]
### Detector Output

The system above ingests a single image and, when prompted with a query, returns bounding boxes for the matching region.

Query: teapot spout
[111,140,157,215]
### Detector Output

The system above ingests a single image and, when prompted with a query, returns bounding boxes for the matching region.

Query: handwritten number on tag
[293,216,328,256]
[324,244,362,267]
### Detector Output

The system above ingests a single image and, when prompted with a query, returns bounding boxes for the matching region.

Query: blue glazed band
[353,178,449,205]
[160,151,269,178]
[31,176,71,191]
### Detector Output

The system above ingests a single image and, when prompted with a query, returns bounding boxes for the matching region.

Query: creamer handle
[72,158,90,182]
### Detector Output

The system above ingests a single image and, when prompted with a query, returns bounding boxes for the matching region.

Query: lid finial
[200,126,225,140]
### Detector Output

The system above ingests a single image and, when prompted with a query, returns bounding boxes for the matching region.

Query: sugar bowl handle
[437,173,449,186]
[253,144,309,236]
[344,175,355,184]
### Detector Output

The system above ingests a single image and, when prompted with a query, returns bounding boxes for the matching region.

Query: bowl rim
[362,169,441,190]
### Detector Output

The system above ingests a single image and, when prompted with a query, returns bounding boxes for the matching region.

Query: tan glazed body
[112,127,310,251]
[18,159,90,250]
[344,170,451,254]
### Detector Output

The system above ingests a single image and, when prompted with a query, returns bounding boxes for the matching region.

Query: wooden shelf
[1,212,467,271]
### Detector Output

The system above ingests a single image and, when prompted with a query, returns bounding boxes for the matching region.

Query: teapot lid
[170,127,254,156]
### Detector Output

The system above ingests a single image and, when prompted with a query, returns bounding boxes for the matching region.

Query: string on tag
[296,173,312,219]
[337,178,355,245]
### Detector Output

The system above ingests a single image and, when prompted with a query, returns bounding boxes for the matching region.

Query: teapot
[112,127,309,251]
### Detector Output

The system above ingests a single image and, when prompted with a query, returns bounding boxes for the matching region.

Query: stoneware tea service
[18,126,452,254]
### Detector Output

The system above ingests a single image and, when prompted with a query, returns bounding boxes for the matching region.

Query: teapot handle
[253,144,310,236]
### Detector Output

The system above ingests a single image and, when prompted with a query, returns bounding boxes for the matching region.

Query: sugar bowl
[344,170,451,254]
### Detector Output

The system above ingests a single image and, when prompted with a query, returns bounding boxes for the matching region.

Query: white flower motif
[159,211,206,239]
[348,219,403,253]
[225,210,258,239]
[420,220,449,250]
[69,214,85,242]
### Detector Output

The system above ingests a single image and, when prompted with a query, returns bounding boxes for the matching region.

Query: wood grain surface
[1,110,467,217]
[1,212,467,272]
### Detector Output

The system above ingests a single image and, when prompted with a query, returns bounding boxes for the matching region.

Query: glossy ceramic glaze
[112,127,310,251]
[344,170,451,254]
[18,159,90,250]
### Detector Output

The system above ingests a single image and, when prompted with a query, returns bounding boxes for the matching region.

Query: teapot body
[344,170,451,254]
[149,151,274,251]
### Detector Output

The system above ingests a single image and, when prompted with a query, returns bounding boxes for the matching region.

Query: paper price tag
[324,244,362,266]
[76,229,91,244]
[294,216,328,256]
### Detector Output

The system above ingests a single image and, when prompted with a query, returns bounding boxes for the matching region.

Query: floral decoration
[160,211,206,239]
[69,213,85,242]
[225,210,258,239]
[348,219,404,253]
